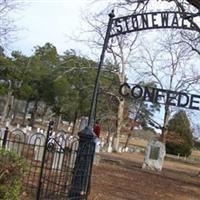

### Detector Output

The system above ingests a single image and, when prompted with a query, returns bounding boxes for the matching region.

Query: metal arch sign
[119,83,200,111]
[109,11,199,37]
[88,10,200,126]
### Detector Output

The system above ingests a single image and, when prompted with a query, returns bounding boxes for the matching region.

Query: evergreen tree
[166,110,193,156]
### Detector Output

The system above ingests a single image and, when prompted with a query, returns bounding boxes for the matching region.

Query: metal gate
[0,121,95,200]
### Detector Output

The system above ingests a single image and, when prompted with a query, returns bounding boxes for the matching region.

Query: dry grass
[89,152,200,200]
[191,150,200,157]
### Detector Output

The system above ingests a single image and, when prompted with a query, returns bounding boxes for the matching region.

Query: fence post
[68,127,96,200]
[2,127,9,148]
[36,121,54,200]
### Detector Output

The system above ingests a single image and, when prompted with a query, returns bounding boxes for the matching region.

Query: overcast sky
[11,0,95,56]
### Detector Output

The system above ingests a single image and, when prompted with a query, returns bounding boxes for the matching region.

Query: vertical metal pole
[36,121,54,200]
[68,127,96,200]
[88,10,115,128]
[93,86,100,124]
[2,127,8,148]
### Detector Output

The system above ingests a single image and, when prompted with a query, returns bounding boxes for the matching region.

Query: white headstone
[29,134,45,161]
[52,151,64,170]
[95,138,101,153]
[118,146,122,153]
[101,140,105,148]
[107,140,112,153]
[79,117,88,131]
[23,127,27,133]
[5,121,9,127]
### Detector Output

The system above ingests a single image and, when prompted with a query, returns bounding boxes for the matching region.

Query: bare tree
[164,0,200,11]
[132,30,200,141]
[112,0,200,11]
[80,0,200,152]
[82,8,142,151]
[0,0,22,47]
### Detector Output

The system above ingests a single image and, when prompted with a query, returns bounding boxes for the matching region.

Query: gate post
[88,10,115,128]
[36,120,54,200]
[68,127,96,200]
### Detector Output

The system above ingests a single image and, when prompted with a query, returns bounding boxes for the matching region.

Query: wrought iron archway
[88,9,200,127]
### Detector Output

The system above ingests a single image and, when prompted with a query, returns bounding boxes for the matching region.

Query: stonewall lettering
[119,83,200,111]
[110,11,198,37]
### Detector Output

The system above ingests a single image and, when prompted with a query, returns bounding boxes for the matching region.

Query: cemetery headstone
[142,140,165,171]
[29,133,45,161]
[107,137,113,153]
[79,116,88,131]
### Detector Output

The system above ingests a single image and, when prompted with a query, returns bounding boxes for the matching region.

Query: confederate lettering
[144,87,155,102]
[177,93,189,107]
[115,18,123,33]
[161,12,169,27]
[110,11,198,37]
[189,94,200,110]
[142,14,149,28]
[155,89,166,104]
[132,16,139,29]
[152,13,158,28]
[171,13,178,27]
[131,85,143,98]
[166,90,177,106]
[119,83,200,111]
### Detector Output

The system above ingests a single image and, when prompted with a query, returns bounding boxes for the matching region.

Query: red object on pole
[94,122,100,138]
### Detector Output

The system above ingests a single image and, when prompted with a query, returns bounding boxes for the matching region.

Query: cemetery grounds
[2,122,200,200]
[88,151,200,200]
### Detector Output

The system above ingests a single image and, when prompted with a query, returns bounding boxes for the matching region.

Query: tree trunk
[106,122,112,145]
[11,98,19,125]
[112,99,125,152]
[161,105,170,143]
[124,130,132,149]
[41,104,48,125]
[22,99,30,126]
[7,95,14,119]
[72,110,78,135]
[54,114,62,131]
[1,90,13,124]
[29,100,38,128]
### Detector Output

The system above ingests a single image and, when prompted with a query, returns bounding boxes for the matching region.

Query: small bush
[0,148,26,200]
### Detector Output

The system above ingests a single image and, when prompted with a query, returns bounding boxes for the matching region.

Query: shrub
[0,148,26,200]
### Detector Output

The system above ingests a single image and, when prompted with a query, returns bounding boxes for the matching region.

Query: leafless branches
[0,0,23,47]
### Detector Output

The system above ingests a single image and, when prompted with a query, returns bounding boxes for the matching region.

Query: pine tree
[166,110,193,156]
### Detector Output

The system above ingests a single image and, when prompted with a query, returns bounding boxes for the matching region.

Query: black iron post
[2,126,9,148]
[36,120,54,200]
[68,127,96,200]
[68,10,115,200]
[88,10,115,128]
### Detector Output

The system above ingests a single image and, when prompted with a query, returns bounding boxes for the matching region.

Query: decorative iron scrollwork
[47,142,55,152]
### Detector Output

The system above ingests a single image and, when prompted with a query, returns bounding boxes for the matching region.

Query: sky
[10,0,95,56]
